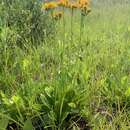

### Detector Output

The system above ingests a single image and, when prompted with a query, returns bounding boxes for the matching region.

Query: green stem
[62,6,65,44]
[71,8,74,43]
[79,11,84,43]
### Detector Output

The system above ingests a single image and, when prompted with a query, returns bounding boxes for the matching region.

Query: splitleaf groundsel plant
[42,0,91,42]
[79,0,91,42]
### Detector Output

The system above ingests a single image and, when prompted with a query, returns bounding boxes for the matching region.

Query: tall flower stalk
[79,10,84,43]
[79,0,91,43]
[41,0,91,44]
[70,7,74,42]
[62,6,65,44]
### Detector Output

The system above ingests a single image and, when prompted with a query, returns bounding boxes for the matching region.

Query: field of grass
[0,0,130,130]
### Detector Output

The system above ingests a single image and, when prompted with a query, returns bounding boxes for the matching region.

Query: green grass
[0,0,130,130]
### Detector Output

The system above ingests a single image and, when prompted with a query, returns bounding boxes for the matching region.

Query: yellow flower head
[42,2,58,10]
[68,2,79,9]
[57,0,69,7]
[78,0,90,8]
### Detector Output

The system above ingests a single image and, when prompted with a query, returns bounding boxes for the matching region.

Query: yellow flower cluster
[42,0,90,10]
[42,0,91,18]
[57,0,69,7]
[78,0,90,8]
[42,2,58,10]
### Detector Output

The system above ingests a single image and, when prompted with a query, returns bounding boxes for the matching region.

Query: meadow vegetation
[0,0,130,130]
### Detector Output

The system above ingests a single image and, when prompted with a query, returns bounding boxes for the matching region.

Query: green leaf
[121,76,127,85]
[45,87,53,97]
[0,91,11,106]
[125,87,130,97]
[68,102,76,108]
[0,118,9,130]
[23,119,34,130]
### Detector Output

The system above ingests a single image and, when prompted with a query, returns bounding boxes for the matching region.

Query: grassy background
[0,0,130,129]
